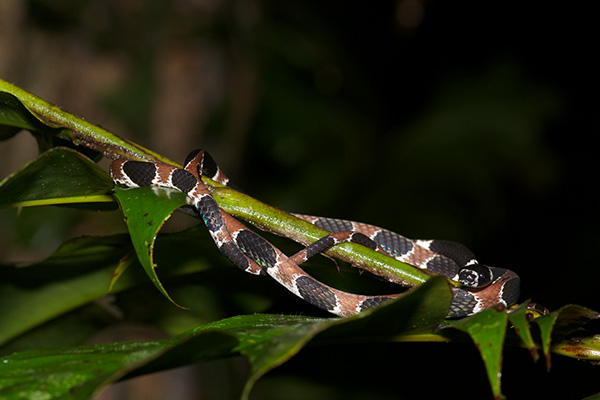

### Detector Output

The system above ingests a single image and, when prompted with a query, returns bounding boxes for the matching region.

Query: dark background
[0,1,597,398]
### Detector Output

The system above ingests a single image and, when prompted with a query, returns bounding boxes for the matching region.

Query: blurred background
[0,1,597,399]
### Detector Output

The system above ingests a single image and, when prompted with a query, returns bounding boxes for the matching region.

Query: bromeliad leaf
[112,185,192,308]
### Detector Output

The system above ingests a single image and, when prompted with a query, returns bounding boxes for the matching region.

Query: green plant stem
[0,79,174,164]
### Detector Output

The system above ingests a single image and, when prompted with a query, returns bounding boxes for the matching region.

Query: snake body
[111,150,520,318]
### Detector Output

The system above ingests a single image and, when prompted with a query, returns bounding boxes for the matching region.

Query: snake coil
[111,149,520,318]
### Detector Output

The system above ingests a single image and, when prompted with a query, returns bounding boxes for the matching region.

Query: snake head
[458,264,492,288]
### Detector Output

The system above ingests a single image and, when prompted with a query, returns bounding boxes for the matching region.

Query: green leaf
[2,79,600,399]
[209,314,333,398]
[533,304,600,370]
[0,235,132,346]
[449,308,508,400]
[0,336,187,400]
[0,315,323,400]
[507,301,539,361]
[550,305,599,340]
[112,185,191,308]
[549,306,600,364]
[532,312,557,372]
[0,147,114,208]
[237,277,451,396]
[0,279,452,400]
[1,80,431,289]
[0,227,218,347]
[325,276,452,338]
[0,90,104,158]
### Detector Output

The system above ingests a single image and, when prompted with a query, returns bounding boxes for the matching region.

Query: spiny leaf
[449,308,508,400]
[507,301,538,361]
[112,185,192,308]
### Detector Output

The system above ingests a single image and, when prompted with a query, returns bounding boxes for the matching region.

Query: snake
[110,149,520,318]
